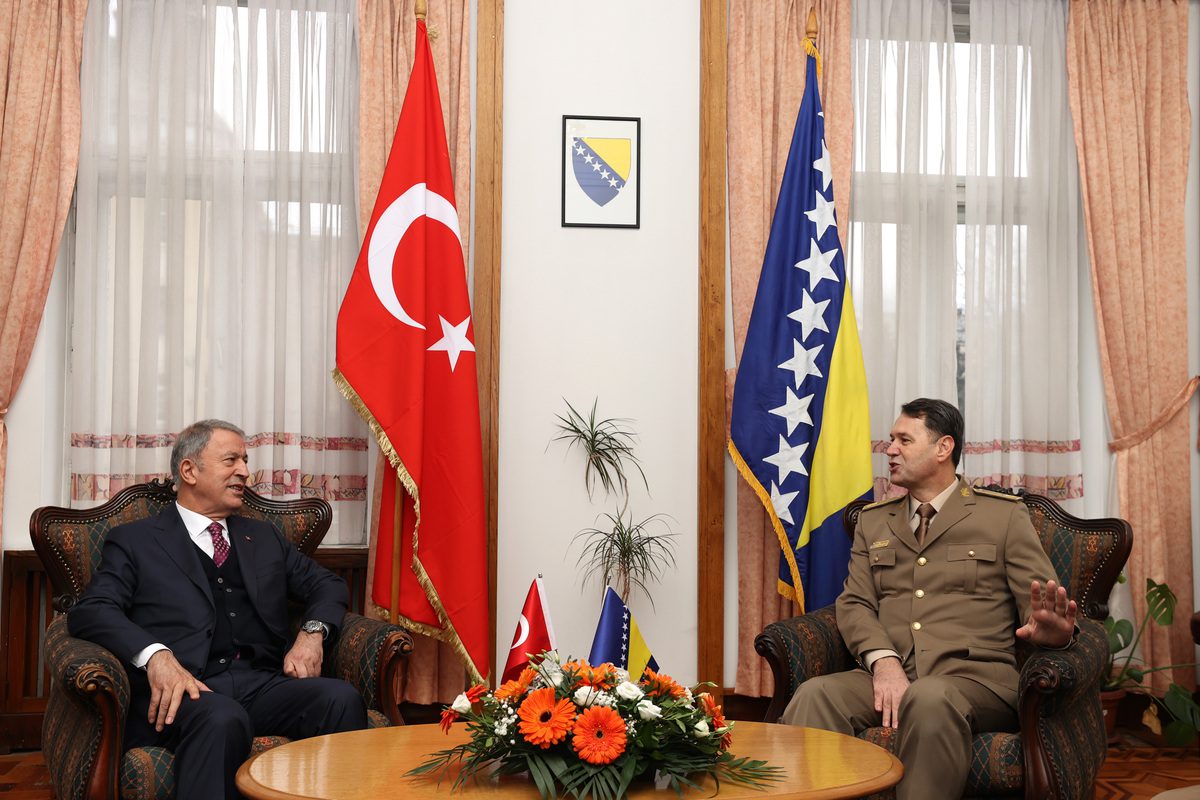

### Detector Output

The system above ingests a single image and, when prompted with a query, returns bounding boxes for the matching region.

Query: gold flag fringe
[332,367,485,685]
[728,439,807,613]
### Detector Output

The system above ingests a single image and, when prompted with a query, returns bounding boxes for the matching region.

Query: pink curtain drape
[1066,0,1194,691]
[727,0,853,697]
[0,0,87,542]
[357,0,473,704]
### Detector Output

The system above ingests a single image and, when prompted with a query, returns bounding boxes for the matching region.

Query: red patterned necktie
[915,503,936,547]
[208,521,230,567]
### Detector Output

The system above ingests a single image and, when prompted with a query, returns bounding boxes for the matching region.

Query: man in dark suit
[782,399,1077,800]
[69,419,367,800]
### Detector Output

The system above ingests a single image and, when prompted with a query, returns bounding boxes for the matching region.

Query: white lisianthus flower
[637,699,663,720]
[574,686,599,707]
[615,681,644,701]
[693,719,711,737]
[451,693,472,714]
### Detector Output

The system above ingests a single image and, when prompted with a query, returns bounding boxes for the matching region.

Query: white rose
[693,719,710,737]
[574,686,599,707]
[615,681,644,701]
[451,693,472,714]
[637,699,662,720]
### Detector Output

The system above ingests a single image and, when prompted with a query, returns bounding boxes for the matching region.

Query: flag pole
[416,0,427,21]
[392,475,402,625]
[806,7,817,40]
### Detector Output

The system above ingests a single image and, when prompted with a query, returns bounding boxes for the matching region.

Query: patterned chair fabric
[755,488,1131,800]
[33,479,415,800]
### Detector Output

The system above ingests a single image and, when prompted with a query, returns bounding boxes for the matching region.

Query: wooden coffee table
[236,721,902,800]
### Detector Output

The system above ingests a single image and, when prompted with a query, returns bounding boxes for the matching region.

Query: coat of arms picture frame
[561,115,641,229]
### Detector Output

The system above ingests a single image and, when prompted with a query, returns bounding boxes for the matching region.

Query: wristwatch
[301,619,329,639]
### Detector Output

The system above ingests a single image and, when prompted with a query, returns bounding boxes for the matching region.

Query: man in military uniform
[782,398,1076,800]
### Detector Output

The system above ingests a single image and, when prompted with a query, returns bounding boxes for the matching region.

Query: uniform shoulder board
[863,495,906,510]
[971,486,1022,502]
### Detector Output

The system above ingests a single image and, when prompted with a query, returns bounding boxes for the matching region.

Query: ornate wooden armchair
[32,479,414,800]
[755,489,1132,800]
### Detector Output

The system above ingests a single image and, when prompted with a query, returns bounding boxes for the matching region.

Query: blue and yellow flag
[588,587,659,679]
[729,45,872,613]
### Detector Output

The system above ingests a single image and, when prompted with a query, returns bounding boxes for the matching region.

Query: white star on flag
[763,434,809,484]
[427,315,476,370]
[768,387,814,435]
[813,140,832,191]
[770,482,801,525]
[805,190,837,240]
[787,291,831,341]
[794,239,840,291]
[777,340,823,387]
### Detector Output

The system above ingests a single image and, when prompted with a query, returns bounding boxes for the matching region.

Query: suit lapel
[923,477,975,549]
[886,500,918,552]
[154,507,214,607]
[229,517,261,612]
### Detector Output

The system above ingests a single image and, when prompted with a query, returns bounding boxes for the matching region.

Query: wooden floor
[3,734,1198,798]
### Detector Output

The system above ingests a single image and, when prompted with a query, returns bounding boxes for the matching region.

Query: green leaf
[1144,578,1177,626]
[1163,684,1200,730]
[1105,617,1134,654]
[1163,718,1198,747]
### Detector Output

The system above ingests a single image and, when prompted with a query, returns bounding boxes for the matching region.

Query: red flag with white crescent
[333,19,488,683]
[502,577,557,683]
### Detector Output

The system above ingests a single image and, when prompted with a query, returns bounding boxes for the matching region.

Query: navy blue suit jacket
[68,506,347,678]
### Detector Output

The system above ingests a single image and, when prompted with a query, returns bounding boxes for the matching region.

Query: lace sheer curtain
[849,0,1083,499]
[68,0,369,543]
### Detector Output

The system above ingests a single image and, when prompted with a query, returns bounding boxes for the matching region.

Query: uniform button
[968,550,976,558]
[912,622,922,631]
[229,611,237,617]
[225,588,233,593]
[915,589,925,598]
[219,657,227,664]
[217,578,224,584]
[873,554,880,562]
[917,557,928,566]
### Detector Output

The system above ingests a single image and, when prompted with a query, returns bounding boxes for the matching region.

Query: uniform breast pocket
[870,548,896,594]
[946,544,997,593]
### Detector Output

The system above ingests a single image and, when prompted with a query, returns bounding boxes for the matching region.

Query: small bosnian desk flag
[502,577,557,683]
[728,43,872,614]
[588,587,658,679]
[333,19,488,683]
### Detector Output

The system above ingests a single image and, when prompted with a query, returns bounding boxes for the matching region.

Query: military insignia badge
[870,540,890,549]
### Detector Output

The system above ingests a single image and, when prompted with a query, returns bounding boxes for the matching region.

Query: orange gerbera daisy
[518,687,576,749]
[572,706,628,765]
[641,668,687,700]
[699,693,732,751]
[495,667,537,702]
[465,684,488,703]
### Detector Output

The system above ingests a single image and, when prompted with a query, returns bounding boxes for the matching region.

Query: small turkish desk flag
[502,577,557,684]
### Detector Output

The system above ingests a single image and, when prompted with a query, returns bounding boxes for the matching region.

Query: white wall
[497,2,701,682]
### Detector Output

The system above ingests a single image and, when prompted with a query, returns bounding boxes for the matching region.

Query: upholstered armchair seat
[754,490,1131,800]
[34,479,414,800]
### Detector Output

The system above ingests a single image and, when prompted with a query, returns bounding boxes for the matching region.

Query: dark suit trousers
[127,663,367,800]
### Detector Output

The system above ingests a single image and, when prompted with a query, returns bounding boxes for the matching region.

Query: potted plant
[553,399,676,603]
[1103,577,1200,746]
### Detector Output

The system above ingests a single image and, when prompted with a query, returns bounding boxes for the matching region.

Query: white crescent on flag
[367,182,462,330]
[509,614,530,651]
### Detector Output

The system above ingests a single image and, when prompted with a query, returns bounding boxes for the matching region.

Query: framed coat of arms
[561,115,640,228]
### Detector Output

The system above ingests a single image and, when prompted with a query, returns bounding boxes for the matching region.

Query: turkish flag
[333,19,488,683]
[502,578,557,683]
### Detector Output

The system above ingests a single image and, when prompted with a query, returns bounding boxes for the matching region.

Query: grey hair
[170,419,246,485]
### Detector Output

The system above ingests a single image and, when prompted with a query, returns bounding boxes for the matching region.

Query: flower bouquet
[407,652,783,800]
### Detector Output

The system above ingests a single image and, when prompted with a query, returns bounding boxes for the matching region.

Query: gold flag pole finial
[806,7,818,42]
[416,0,427,21]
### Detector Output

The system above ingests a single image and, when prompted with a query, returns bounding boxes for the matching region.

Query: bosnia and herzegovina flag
[728,43,872,614]
[571,137,630,207]
[588,587,659,679]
